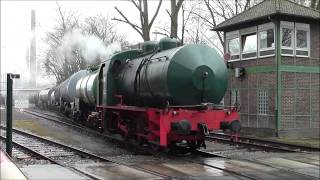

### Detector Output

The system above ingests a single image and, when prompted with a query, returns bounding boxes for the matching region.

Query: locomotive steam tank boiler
[95,37,241,149]
[116,39,228,106]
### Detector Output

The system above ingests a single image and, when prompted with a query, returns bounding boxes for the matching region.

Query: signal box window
[296,30,307,48]
[295,23,309,57]
[228,37,240,60]
[258,23,275,57]
[260,29,274,49]
[281,21,294,56]
[282,28,293,47]
[241,33,257,59]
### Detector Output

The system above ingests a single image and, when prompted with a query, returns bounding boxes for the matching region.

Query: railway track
[0,125,173,179]
[20,109,269,179]
[1,118,255,180]
[24,108,320,154]
[22,109,129,146]
[23,109,224,158]
[20,108,319,180]
[207,132,320,153]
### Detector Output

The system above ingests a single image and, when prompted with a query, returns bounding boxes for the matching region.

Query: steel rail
[22,109,263,179]
[23,109,319,180]
[0,135,101,180]
[0,125,172,179]
[208,132,320,152]
[22,109,151,155]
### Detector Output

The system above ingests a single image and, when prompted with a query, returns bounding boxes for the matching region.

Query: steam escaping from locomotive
[57,29,121,64]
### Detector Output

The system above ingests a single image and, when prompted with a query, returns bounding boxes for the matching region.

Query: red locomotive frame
[96,96,240,148]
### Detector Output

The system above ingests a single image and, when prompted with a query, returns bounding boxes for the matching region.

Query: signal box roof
[212,0,320,31]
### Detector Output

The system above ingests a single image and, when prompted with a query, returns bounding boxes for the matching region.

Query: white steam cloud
[57,29,121,64]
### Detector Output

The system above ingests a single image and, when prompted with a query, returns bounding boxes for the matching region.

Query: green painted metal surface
[106,50,140,105]
[167,44,228,104]
[115,44,227,106]
[159,37,178,51]
[275,19,281,135]
[142,41,158,53]
[229,65,319,75]
[280,65,320,73]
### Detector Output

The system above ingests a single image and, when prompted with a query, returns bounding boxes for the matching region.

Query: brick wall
[310,23,320,59]
[224,22,319,137]
[279,22,320,135]
[226,56,277,131]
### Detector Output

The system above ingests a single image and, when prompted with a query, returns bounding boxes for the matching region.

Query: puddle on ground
[75,162,160,179]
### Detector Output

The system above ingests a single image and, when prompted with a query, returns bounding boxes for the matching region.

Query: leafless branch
[113,7,143,37]
[149,0,163,28]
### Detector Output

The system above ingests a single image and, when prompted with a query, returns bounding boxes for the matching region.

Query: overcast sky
[0,1,176,85]
[1,0,218,88]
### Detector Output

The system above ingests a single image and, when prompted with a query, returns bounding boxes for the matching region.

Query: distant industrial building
[212,0,319,137]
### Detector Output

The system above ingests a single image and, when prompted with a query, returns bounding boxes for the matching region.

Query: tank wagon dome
[141,41,158,53]
[60,70,88,102]
[159,37,178,51]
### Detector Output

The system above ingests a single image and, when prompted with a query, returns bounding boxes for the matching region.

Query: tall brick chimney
[29,10,36,88]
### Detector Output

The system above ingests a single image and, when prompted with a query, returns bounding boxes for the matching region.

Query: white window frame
[240,26,257,60]
[295,23,310,57]
[258,22,275,58]
[226,30,240,62]
[280,21,295,56]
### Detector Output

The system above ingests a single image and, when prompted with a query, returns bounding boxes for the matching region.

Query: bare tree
[82,15,129,48]
[43,3,82,83]
[43,4,127,84]
[180,4,193,44]
[113,0,163,41]
[190,0,259,48]
[298,0,320,10]
[184,4,208,45]
[167,0,185,38]
[154,1,194,45]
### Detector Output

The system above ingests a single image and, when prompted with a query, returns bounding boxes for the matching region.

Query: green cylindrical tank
[141,41,158,53]
[159,37,178,51]
[115,44,227,106]
[76,71,98,105]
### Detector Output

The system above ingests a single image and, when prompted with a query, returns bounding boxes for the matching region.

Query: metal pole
[6,73,13,156]
[275,17,281,137]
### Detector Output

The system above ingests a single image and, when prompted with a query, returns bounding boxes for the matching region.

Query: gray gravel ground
[12,108,134,157]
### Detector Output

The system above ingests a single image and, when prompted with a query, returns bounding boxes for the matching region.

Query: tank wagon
[38,89,50,109]
[34,37,241,150]
[58,70,88,115]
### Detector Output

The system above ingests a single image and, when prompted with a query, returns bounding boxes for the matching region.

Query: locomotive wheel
[187,141,199,150]
[150,143,160,151]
